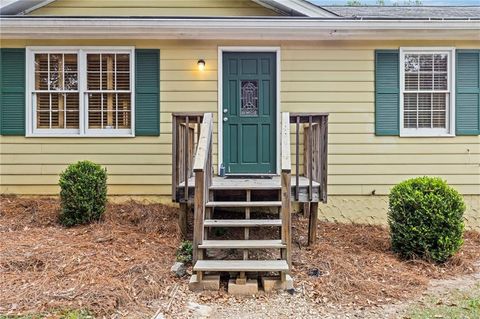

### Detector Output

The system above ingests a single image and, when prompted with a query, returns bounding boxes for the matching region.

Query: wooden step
[199,240,285,249]
[205,201,282,208]
[209,185,281,190]
[204,219,282,227]
[194,260,289,272]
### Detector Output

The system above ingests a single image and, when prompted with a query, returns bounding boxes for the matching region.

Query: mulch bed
[1,195,479,317]
[0,195,181,317]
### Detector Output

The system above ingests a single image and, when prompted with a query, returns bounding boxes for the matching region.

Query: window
[27,47,134,136]
[400,48,455,136]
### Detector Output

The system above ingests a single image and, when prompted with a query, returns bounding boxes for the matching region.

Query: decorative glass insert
[240,80,258,116]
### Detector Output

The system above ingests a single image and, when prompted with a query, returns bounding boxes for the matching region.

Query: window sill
[399,133,456,138]
[26,134,135,138]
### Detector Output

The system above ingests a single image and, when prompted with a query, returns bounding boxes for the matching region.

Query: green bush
[176,241,193,264]
[59,160,107,227]
[388,176,466,263]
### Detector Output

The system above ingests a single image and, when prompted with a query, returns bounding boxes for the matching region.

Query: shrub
[59,160,107,227]
[388,176,466,263]
[176,241,193,264]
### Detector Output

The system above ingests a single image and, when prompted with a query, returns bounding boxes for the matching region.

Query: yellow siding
[28,0,279,16]
[1,39,479,207]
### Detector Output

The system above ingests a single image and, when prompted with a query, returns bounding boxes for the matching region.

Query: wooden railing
[280,112,292,272]
[290,112,329,203]
[192,113,214,265]
[172,112,204,202]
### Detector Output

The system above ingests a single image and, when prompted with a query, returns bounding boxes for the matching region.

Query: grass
[0,309,94,319]
[407,284,480,319]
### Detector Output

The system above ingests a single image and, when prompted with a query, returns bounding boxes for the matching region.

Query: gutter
[1,17,478,40]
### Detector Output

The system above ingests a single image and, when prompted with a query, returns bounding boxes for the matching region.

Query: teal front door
[222,52,277,174]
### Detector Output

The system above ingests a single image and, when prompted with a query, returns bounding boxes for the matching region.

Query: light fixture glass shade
[197,59,206,71]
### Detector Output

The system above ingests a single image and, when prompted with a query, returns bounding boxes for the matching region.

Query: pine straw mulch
[0,195,182,317]
[291,217,480,308]
[1,195,479,318]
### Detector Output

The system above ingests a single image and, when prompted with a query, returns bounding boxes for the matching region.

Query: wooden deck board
[204,219,282,227]
[199,240,285,249]
[177,175,321,203]
[179,175,320,189]
[193,260,289,272]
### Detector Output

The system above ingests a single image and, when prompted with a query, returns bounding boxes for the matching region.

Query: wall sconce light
[197,59,206,71]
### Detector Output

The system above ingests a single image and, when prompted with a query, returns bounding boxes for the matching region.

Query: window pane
[87,54,101,90]
[418,111,432,128]
[433,93,447,128]
[404,111,417,128]
[419,73,433,90]
[36,93,51,128]
[35,73,49,90]
[65,93,80,129]
[64,54,77,72]
[102,54,115,90]
[117,93,131,129]
[116,71,130,90]
[35,54,48,72]
[434,54,448,72]
[404,93,417,111]
[419,54,433,72]
[405,73,418,90]
[64,72,78,91]
[404,54,419,72]
[116,54,130,72]
[434,73,448,90]
[418,93,431,111]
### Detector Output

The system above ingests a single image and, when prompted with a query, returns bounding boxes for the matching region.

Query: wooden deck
[176,175,321,203]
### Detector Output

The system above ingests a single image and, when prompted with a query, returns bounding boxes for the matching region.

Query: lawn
[407,283,480,319]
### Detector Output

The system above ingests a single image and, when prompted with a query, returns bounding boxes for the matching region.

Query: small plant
[176,241,193,264]
[388,176,465,263]
[59,160,107,227]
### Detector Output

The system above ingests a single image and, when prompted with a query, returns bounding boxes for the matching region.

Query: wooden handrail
[280,112,292,271]
[281,112,291,172]
[289,112,329,204]
[193,113,214,264]
[171,112,204,202]
[193,113,213,172]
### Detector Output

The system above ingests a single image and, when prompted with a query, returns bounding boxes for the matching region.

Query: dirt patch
[1,196,479,318]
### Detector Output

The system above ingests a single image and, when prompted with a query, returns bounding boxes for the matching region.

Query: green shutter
[456,50,480,136]
[375,50,400,136]
[0,48,25,135]
[135,49,160,136]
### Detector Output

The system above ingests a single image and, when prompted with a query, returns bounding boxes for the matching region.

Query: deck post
[308,202,319,246]
[179,203,188,239]
[193,170,205,264]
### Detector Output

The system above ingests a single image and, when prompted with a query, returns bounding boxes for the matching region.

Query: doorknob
[223,108,228,114]
[223,117,228,122]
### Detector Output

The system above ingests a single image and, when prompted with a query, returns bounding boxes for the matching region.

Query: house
[1,0,479,291]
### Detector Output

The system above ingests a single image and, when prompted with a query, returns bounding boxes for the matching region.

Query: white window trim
[26,46,135,137]
[399,47,456,137]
